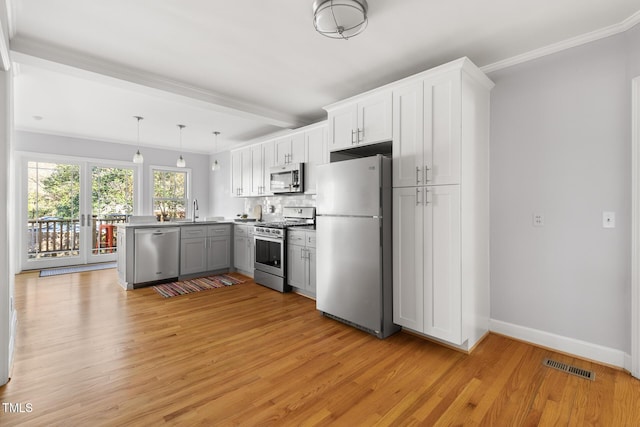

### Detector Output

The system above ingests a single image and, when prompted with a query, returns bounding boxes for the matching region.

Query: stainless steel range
[254,206,315,293]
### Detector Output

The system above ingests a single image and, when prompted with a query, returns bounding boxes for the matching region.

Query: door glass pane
[27,161,80,259]
[91,166,134,255]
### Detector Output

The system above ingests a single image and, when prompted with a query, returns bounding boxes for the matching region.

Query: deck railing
[28,215,128,258]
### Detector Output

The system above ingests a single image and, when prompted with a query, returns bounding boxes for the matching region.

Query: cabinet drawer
[306,232,316,248]
[208,225,230,237]
[288,230,305,245]
[181,226,207,239]
[234,225,249,238]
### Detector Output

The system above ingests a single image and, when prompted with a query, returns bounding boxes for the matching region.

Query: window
[152,168,189,220]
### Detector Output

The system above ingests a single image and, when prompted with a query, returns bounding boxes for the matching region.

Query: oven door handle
[254,235,284,244]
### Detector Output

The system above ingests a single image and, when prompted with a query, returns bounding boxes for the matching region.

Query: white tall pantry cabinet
[392,58,493,351]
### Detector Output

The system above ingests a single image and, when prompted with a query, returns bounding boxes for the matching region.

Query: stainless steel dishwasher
[134,227,180,286]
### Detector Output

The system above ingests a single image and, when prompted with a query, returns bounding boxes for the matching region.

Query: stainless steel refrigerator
[316,155,399,339]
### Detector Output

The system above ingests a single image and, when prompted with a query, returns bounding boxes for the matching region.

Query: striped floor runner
[152,274,245,298]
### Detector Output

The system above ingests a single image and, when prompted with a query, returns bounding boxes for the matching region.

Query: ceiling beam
[10,37,305,129]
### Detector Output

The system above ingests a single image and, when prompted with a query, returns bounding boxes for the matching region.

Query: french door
[22,156,138,270]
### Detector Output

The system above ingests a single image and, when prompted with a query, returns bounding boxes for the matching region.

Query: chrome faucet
[192,199,199,222]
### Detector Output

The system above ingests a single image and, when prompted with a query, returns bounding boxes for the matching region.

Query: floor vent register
[542,358,595,381]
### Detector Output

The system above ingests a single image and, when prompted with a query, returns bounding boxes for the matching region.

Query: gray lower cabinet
[180,224,231,276]
[180,226,207,275]
[287,229,316,296]
[207,226,231,270]
[233,225,253,276]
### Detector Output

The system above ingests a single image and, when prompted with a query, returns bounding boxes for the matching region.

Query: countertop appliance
[270,163,305,194]
[316,155,399,339]
[133,227,180,287]
[254,206,315,292]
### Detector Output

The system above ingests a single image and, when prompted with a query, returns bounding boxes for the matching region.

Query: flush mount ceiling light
[313,0,368,40]
[132,116,144,164]
[176,124,186,168]
[211,131,221,172]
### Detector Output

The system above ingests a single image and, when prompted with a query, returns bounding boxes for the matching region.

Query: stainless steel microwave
[270,163,305,194]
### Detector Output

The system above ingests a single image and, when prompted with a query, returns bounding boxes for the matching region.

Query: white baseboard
[489,319,631,370]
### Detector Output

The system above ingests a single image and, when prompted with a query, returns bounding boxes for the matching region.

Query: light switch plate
[603,211,615,228]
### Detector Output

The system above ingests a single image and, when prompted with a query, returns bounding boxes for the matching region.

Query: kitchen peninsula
[116,220,233,290]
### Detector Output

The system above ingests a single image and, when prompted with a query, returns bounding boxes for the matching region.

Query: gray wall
[0,1,12,385]
[209,150,244,219]
[16,131,212,219]
[489,32,632,353]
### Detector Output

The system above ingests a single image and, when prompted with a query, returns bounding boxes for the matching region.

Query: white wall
[0,1,13,386]
[15,131,212,218]
[489,32,631,353]
[209,150,244,218]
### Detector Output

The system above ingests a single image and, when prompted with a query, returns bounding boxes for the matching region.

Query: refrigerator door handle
[416,188,422,205]
[424,188,430,205]
[416,166,421,184]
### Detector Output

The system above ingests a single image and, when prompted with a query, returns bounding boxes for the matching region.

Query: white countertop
[117,220,238,229]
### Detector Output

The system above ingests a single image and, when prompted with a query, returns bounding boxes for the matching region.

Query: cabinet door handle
[416,166,421,184]
[80,214,85,227]
[357,128,363,142]
[351,129,357,145]
[424,165,430,182]
[424,189,430,205]
[416,188,421,205]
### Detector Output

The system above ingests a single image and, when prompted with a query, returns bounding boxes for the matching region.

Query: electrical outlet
[603,211,615,228]
[533,213,544,227]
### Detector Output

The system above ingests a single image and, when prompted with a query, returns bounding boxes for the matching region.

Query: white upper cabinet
[425,73,462,186]
[230,147,252,197]
[304,125,328,194]
[230,149,243,197]
[275,133,305,166]
[393,81,424,188]
[328,104,357,150]
[262,140,275,195]
[393,70,462,187]
[326,91,392,151]
[241,148,252,196]
[250,144,265,196]
[230,122,328,197]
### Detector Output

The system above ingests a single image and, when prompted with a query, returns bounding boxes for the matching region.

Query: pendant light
[312,0,368,40]
[211,131,221,171]
[132,116,144,164]
[176,124,186,168]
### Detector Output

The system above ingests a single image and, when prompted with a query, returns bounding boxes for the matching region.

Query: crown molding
[481,9,640,74]
[10,37,305,129]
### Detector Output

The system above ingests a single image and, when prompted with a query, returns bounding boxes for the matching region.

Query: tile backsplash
[242,194,317,222]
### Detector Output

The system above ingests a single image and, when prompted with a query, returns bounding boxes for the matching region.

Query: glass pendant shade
[313,0,368,39]
[132,116,144,163]
[132,149,144,164]
[176,124,186,168]
[211,131,221,172]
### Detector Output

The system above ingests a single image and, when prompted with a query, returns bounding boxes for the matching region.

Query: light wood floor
[1,270,639,426]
